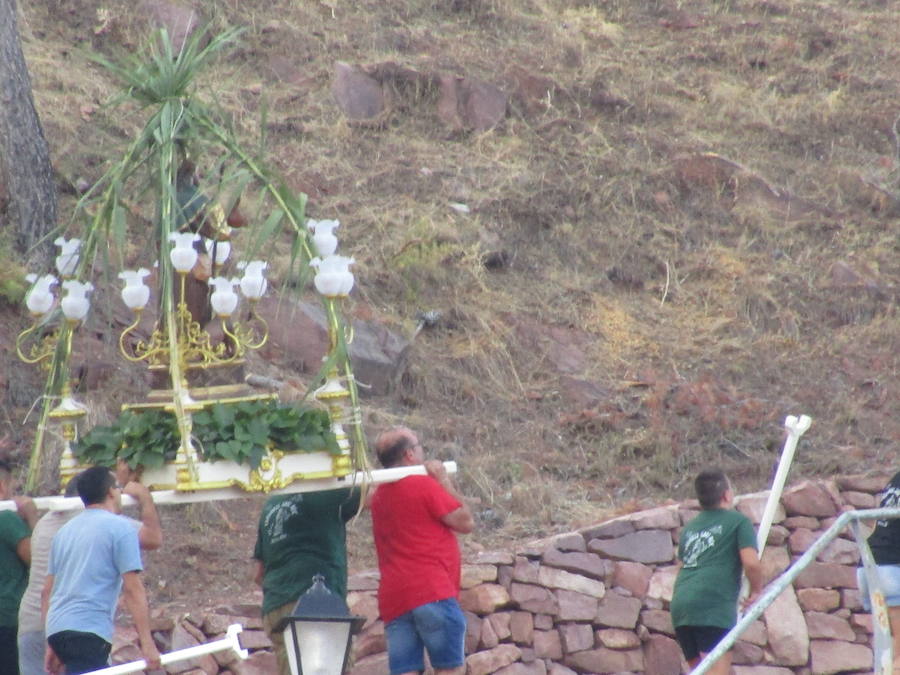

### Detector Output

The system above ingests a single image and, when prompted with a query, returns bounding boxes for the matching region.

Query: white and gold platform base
[136,447,350,493]
[2,462,457,512]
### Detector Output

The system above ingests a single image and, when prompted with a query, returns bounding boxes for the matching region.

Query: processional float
[4,27,459,675]
[14,222,372,504]
[8,26,410,508]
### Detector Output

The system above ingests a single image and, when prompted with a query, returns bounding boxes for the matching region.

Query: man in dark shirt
[857,471,900,671]
[252,488,360,675]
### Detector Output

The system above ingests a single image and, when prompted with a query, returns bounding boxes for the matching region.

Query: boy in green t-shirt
[670,468,764,675]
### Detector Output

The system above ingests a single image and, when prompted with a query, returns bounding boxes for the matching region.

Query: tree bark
[0,0,56,268]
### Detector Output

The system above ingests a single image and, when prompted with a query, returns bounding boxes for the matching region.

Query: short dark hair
[64,472,82,498]
[77,466,115,506]
[0,459,11,480]
[377,437,414,468]
[695,468,730,509]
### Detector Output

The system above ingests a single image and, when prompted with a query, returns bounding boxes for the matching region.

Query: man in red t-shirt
[371,426,474,675]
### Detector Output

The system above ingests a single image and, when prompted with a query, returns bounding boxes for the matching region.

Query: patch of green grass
[0,236,28,306]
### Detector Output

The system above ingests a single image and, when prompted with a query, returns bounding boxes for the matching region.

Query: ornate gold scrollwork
[16,323,59,366]
[119,274,269,372]
[247,451,288,492]
[220,310,268,359]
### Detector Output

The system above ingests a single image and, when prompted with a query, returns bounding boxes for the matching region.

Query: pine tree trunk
[0,0,56,269]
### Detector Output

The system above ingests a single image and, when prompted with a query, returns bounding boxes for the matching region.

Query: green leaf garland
[73,400,337,471]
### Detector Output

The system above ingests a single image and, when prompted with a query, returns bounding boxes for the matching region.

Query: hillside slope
[4,0,899,549]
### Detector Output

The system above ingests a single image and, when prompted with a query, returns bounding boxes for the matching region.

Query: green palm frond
[91,26,244,107]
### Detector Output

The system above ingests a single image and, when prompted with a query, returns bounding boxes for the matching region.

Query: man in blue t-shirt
[43,466,161,674]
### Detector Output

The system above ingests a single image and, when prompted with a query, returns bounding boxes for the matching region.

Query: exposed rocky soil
[2,0,900,620]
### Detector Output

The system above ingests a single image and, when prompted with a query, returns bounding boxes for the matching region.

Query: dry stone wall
[348,472,888,675]
[109,473,889,674]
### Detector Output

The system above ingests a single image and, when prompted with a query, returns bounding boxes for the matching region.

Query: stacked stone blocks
[348,473,887,675]
[107,473,890,674]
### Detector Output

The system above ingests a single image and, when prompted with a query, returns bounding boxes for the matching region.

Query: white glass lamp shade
[205,238,232,265]
[312,273,342,297]
[307,219,340,257]
[339,270,355,296]
[118,268,151,310]
[283,620,352,675]
[209,277,240,317]
[26,288,55,316]
[60,280,94,321]
[24,273,58,316]
[274,575,364,675]
[310,256,355,297]
[237,260,268,300]
[54,237,82,277]
[168,232,200,272]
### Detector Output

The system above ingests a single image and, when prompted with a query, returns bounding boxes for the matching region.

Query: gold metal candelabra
[118,271,268,369]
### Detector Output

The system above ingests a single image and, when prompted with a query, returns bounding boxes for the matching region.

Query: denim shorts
[857,564,900,611]
[385,598,466,675]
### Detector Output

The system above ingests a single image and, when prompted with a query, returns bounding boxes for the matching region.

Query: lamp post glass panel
[276,575,364,675]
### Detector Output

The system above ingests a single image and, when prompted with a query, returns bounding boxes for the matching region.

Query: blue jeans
[857,564,900,610]
[385,598,466,674]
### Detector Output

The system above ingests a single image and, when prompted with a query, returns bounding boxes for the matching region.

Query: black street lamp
[274,574,366,675]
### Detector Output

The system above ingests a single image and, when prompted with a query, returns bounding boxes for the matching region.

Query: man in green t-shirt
[670,468,764,675]
[252,488,361,675]
[0,459,37,675]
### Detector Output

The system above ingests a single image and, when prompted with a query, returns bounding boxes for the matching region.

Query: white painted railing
[85,623,247,674]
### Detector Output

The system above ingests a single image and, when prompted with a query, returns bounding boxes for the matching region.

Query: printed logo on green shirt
[264,496,301,545]
[877,486,900,527]
[681,524,723,568]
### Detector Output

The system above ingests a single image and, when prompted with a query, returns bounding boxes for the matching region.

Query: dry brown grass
[6,0,900,547]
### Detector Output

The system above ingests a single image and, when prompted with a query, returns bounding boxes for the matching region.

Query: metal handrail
[692,506,900,675]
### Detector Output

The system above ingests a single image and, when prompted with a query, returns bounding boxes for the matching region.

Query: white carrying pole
[0,461,458,513]
[737,414,811,610]
[86,623,248,675]
[755,414,811,554]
